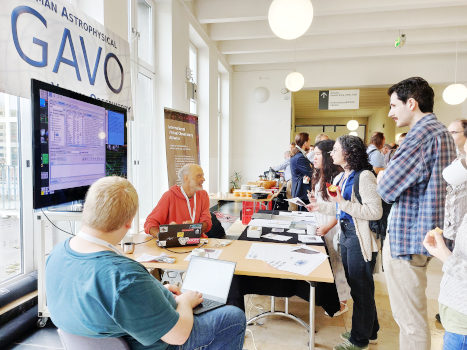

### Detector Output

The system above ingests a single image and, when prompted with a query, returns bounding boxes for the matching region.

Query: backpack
[353,170,392,239]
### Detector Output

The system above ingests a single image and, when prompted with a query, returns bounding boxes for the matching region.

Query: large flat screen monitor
[31,79,128,209]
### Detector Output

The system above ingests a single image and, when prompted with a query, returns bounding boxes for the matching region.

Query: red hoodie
[144,185,212,234]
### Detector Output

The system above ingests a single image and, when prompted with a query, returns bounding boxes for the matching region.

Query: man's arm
[144,192,170,235]
[377,139,424,204]
[273,159,289,172]
[296,155,313,178]
[160,290,203,345]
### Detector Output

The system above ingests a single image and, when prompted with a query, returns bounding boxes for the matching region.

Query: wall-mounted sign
[0,0,131,109]
[319,89,360,110]
[164,108,200,187]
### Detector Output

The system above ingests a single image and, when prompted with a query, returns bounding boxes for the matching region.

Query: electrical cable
[40,209,74,236]
[162,241,207,254]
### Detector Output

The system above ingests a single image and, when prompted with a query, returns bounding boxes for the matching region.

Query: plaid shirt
[377,114,456,259]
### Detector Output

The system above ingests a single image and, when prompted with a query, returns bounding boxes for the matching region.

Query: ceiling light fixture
[285,72,304,92]
[443,42,467,105]
[268,0,314,40]
[346,120,359,131]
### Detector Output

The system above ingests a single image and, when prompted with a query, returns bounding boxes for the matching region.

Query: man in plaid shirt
[377,77,456,350]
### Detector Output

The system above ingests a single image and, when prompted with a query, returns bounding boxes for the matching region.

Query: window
[137,0,153,64]
[189,43,198,114]
[0,93,22,283]
[295,124,367,143]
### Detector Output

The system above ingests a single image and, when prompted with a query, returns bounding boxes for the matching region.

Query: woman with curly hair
[310,140,350,316]
[307,135,382,350]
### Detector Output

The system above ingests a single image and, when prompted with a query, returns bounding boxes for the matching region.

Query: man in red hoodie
[144,164,212,237]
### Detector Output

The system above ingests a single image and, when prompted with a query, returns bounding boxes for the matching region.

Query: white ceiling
[185,0,467,72]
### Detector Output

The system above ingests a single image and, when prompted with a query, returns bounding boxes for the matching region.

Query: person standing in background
[307,134,330,163]
[423,123,467,349]
[443,119,467,243]
[367,132,386,174]
[377,77,456,350]
[290,133,313,210]
[272,148,295,211]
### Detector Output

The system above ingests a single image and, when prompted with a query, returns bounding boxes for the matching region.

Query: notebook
[157,223,203,248]
[181,256,236,315]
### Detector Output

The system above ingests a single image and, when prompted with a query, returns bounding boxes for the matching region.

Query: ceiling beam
[209,5,467,41]
[218,26,467,54]
[196,0,467,24]
[227,42,467,65]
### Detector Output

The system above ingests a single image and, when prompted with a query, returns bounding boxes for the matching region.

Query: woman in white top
[310,140,350,316]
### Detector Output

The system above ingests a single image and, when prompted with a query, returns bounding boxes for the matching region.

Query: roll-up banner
[164,108,200,187]
[0,0,131,109]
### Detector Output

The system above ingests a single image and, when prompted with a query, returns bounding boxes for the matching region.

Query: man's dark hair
[388,77,434,113]
[464,121,467,138]
[370,132,385,148]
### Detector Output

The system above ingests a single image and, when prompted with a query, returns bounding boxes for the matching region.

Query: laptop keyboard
[193,299,222,314]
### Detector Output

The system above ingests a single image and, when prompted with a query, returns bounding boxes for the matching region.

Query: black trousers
[340,220,379,347]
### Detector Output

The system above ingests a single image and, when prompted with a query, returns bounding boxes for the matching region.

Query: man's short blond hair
[315,133,329,144]
[82,176,138,232]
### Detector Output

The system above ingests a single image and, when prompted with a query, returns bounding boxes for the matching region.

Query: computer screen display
[31,79,127,209]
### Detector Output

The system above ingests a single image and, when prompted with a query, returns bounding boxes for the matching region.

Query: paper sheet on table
[184,248,223,261]
[287,229,306,234]
[285,197,307,206]
[278,211,317,224]
[136,253,172,263]
[246,243,293,261]
[297,235,323,244]
[291,211,315,217]
[268,246,328,276]
[248,219,290,229]
[246,243,328,276]
[261,233,293,241]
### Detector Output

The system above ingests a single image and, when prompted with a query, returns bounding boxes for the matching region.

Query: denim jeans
[178,305,246,350]
[340,220,379,348]
[444,331,467,350]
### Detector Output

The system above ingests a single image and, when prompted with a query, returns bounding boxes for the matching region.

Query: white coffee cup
[303,176,310,184]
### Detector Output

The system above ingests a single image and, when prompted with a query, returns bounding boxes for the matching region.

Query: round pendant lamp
[443,83,467,105]
[268,0,314,40]
[285,72,304,92]
[346,120,359,131]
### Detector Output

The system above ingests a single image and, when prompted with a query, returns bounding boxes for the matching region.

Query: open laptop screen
[181,256,236,303]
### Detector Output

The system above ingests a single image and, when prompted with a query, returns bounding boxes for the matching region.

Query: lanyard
[180,186,196,223]
[76,231,122,255]
[336,171,353,219]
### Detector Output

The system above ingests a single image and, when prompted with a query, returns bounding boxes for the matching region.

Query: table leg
[309,281,316,350]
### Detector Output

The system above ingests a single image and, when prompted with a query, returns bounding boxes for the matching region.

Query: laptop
[157,223,202,247]
[181,256,236,315]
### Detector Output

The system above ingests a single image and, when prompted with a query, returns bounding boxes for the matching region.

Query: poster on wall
[164,108,200,187]
[0,0,131,109]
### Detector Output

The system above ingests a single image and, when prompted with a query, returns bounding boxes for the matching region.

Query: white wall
[231,71,292,183]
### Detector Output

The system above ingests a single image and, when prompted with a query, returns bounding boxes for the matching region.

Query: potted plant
[230,171,242,192]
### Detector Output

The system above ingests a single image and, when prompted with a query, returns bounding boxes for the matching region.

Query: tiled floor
[7,202,446,349]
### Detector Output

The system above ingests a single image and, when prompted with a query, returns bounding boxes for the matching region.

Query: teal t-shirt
[46,239,179,350]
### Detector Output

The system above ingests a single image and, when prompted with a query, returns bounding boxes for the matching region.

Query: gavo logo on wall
[1,0,130,105]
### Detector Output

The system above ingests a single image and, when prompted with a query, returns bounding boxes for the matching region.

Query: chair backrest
[57,329,130,350]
